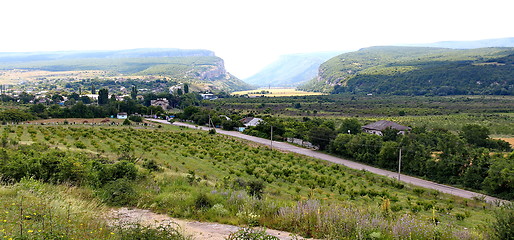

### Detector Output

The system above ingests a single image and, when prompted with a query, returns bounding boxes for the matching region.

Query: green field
[0,123,506,239]
[232,88,325,97]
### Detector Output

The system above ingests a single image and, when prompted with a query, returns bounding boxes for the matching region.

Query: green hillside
[0,123,503,239]
[302,46,514,95]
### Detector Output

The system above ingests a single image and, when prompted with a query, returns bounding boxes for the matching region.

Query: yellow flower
[28,230,33,233]
[110,232,115,235]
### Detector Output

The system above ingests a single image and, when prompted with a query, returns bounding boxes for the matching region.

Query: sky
[1,0,513,79]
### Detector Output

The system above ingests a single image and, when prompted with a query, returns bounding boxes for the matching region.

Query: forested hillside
[302,46,514,95]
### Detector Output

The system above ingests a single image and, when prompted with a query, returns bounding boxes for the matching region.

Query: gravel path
[150,119,507,204]
[109,207,310,240]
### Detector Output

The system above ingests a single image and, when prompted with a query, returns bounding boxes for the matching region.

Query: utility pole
[398,148,402,181]
[270,125,273,150]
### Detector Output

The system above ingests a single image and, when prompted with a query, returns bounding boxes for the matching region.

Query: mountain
[244,51,344,87]
[301,46,514,95]
[411,37,514,49]
[0,49,251,92]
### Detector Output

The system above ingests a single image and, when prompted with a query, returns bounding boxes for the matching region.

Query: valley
[0,44,513,239]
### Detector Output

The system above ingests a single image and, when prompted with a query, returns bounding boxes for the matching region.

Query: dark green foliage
[337,118,361,135]
[122,119,131,125]
[482,154,514,200]
[142,159,162,172]
[381,127,400,142]
[97,178,138,206]
[308,126,336,150]
[460,124,490,147]
[128,115,143,122]
[246,180,265,199]
[98,88,109,105]
[194,193,212,210]
[0,109,35,123]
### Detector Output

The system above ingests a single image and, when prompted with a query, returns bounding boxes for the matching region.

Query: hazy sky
[1,0,513,78]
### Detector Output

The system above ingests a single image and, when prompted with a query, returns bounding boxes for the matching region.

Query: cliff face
[197,58,227,81]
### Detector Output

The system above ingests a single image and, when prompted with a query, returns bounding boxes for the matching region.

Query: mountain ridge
[301,46,514,95]
[243,51,344,87]
[0,48,251,92]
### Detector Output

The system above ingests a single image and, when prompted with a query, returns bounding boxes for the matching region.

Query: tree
[338,118,361,134]
[460,124,490,147]
[131,85,138,99]
[183,83,189,94]
[91,84,96,94]
[308,126,336,151]
[377,141,400,170]
[98,88,109,105]
[382,127,400,142]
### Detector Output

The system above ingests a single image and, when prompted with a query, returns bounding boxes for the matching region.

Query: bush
[226,227,279,240]
[128,115,143,122]
[246,180,265,199]
[194,193,212,210]
[492,203,514,240]
[97,178,138,206]
[117,222,191,240]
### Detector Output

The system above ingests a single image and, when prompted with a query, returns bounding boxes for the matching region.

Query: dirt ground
[108,208,312,240]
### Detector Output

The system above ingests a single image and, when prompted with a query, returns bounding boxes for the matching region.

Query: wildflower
[27,230,33,233]
[110,232,115,235]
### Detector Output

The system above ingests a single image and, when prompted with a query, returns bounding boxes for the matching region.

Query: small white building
[200,94,218,100]
[240,117,264,127]
[361,120,411,136]
[117,112,128,119]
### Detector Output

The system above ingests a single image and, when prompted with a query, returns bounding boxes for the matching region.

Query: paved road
[151,119,506,204]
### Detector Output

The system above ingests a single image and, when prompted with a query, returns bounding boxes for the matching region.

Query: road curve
[150,119,507,204]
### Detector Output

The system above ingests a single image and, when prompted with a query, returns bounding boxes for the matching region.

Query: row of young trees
[178,109,513,200]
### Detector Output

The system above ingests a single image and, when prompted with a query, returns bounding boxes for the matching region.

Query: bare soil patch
[108,208,312,240]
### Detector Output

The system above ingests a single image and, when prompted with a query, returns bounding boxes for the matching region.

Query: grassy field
[0,122,502,239]
[231,88,325,97]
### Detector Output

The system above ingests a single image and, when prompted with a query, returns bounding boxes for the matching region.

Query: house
[362,120,411,136]
[240,117,264,127]
[151,98,170,109]
[200,94,218,100]
[117,112,128,119]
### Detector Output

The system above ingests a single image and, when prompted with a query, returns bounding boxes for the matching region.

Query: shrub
[128,115,143,122]
[226,227,279,240]
[194,193,212,210]
[246,180,265,199]
[492,203,514,240]
[117,222,191,240]
[97,178,138,206]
